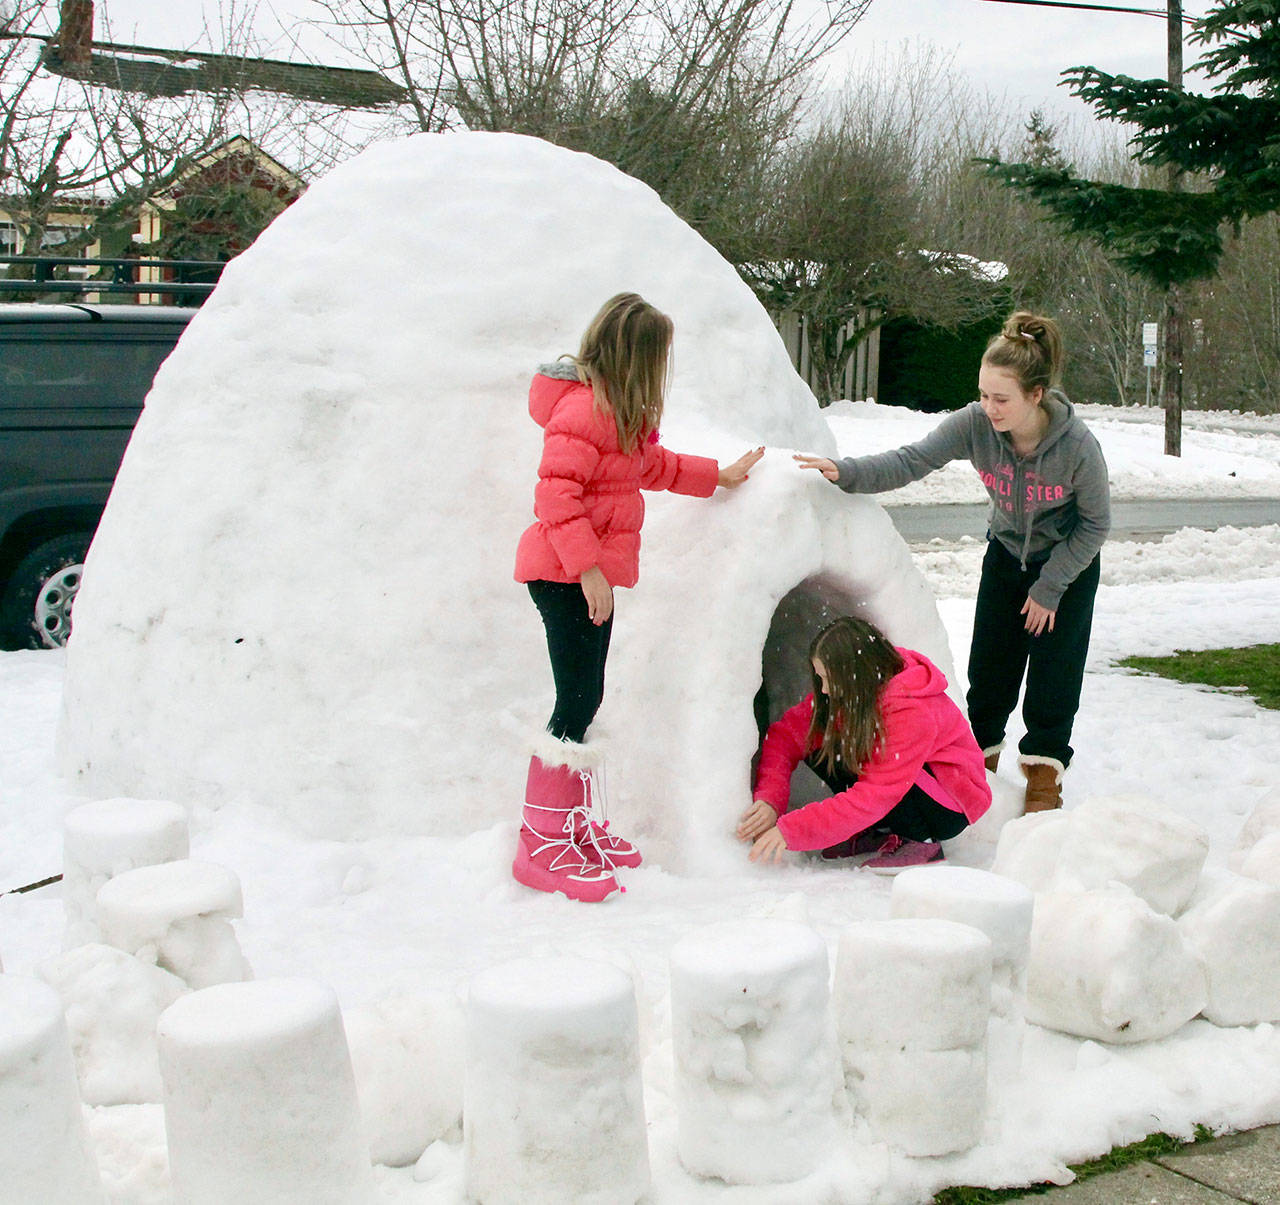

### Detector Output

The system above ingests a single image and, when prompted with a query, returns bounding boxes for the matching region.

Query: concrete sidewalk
[1000,1124,1280,1203]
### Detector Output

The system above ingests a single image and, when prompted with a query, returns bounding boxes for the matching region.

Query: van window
[0,336,179,409]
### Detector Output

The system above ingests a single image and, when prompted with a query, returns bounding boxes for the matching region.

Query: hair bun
[1002,311,1044,343]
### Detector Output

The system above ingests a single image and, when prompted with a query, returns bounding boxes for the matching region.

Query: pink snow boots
[512,738,641,902]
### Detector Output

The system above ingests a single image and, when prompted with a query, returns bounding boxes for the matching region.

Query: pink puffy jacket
[753,648,992,851]
[514,369,719,588]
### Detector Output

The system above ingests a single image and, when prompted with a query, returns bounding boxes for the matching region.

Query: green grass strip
[1119,643,1280,710]
[933,1127,1215,1203]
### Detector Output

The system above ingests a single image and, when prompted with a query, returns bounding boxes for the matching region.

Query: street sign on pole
[1143,321,1158,406]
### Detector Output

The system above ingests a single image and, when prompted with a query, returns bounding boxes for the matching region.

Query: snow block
[1053,795,1209,916]
[157,978,376,1204]
[1026,889,1207,1043]
[890,866,1034,973]
[669,920,836,1184]
[844,1044,987,1158]
[834,918,992,1052]
[465,956,648,1205]
[1178,871,1280,1027]
[1230,788,1280,873]
[834,919,990,1157]
[0,974,105,1203]
[1231,786,1280,867]
[990,810,1070,892]
[62,797,188,948]
[95,858,249,988]
[37,943,186,1105]
[345,992,465,1167]
[1240,832,1280,887]
[890,866,1035,1075]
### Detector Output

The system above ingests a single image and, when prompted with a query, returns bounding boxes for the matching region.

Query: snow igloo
[59,132,951,870]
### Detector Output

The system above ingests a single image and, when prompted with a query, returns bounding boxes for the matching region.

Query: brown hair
[981,311,1065,396]
[573,293,673,454]
[807,616,905,776]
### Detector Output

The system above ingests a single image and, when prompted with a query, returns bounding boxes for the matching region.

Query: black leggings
[528,580,613,744]
[807,756,969,843]
[966,539,1100,768]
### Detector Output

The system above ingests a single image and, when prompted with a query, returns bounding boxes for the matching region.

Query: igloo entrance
[755,575,883,808]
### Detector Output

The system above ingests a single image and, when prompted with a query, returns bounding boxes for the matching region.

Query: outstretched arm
[718,446,764,488]
[794,454,839,481]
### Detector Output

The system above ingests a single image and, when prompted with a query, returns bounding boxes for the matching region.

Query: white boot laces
[574,768,617,868]
[522,803,610,880]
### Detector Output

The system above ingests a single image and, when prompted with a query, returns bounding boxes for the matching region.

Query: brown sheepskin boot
[1021,760,1063,813]
[984,750,1001,774]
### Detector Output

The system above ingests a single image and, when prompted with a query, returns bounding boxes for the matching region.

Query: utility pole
[1163,0,1184,456]
[980,0,1189,455]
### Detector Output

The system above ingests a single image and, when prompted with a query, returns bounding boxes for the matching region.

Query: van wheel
[0,533,92,649]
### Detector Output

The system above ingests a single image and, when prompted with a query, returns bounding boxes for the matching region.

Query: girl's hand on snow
[580,566,614,625]
[718,446,764,488]
[794,453,839,481]
[1021,596,1056,636]
[749,825,789,864]
[736,800,777,842]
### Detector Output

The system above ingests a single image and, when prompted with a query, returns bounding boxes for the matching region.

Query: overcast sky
[97,0,1217,135]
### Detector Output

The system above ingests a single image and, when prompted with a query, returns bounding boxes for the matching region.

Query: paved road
[885,497,1278,544]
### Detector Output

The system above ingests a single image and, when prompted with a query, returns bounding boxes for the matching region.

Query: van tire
[0,533,92,649]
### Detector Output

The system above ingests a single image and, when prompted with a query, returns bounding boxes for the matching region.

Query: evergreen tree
[983,0,1280,288]
[981,0,1280,452]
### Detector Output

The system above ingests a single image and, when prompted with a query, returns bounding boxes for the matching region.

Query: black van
[0,303,195,648]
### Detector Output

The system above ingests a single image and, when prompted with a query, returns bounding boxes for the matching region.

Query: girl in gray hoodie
[796,312,1110,813]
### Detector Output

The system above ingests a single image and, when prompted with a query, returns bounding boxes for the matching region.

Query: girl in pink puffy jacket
[513,292,763,902]
[737,615,991,874]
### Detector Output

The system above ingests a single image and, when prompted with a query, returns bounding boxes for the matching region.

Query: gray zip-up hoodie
[833,392,1110,610]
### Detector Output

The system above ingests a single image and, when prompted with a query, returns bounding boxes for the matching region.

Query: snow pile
[36,944,185,1106]
[668,920,836,1184]
[1178,871,1280,1027]
[834,919,991,1156]
[994,792,1280,1039]
[464,956,648,1205]
[95,859,250,990]
[61,798,189,949]
[157,978,376,1204]
[0,973,105,1203]
[58,130,954,869]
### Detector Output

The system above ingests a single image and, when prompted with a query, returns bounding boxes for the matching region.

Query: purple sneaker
[863,835,944,874]
[821,828,888,860]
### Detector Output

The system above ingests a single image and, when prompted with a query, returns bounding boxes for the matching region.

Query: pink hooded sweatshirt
[514,370,719,588]
[753,648,991,851]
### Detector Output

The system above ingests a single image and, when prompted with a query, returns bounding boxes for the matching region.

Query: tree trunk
[1162,0,1184,456]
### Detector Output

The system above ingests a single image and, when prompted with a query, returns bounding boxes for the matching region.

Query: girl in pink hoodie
[738,616,991,873]
[513,293,762,902]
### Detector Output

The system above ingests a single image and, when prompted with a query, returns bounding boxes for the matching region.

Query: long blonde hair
[808,616,904,775]
[982,311,1065,396]
[573,293,672,454]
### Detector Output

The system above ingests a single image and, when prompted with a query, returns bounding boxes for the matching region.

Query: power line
[977,0,1193,19]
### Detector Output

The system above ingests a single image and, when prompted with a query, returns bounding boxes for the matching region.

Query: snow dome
[59,132,950,868]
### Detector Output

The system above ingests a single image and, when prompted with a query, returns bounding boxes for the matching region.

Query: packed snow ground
[2,407,1280,1203]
